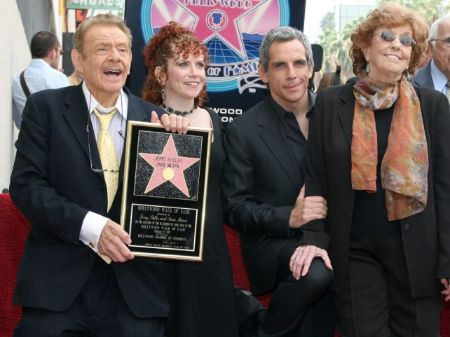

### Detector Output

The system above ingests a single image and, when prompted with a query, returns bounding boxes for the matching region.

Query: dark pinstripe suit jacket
[9,85,169,316]
[222,96,329,294]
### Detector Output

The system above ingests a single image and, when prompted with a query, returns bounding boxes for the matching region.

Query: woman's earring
[365,62,370,75]
[161,88,166,105]
[404,70,411,81]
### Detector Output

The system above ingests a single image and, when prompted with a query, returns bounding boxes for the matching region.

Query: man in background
[12,31,69,128]
[413,15,450,96]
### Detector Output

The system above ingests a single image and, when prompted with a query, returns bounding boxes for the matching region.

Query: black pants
[335,236,441,337]
[260,242,335,337]
[14,261,166,337]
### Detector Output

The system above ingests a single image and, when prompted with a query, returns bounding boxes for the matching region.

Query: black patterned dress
[165,109,239,337]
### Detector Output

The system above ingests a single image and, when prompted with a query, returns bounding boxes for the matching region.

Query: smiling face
[156,52,206,110]
[72,24,132,106]
[362,24,413,83]
[259,39,313,111]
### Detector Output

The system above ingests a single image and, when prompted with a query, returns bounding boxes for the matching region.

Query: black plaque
[120,122,211,261]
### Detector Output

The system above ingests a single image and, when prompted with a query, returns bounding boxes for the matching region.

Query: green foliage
[378,0,447,23]
[317,0,450,82]
[320,11,335,31]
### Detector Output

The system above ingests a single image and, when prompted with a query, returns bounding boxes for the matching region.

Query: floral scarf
[352,74,428,221]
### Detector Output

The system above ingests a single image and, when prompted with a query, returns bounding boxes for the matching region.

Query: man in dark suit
[413,15,450,94]
[222,26,334,337]
[9,14,187,337]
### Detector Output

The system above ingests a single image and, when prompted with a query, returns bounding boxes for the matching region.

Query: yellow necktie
[94,108,119,211]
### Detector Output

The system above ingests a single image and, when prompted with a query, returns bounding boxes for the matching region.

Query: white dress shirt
[79,81,128,252]
[12,59,69,128]
[430,59,449,94]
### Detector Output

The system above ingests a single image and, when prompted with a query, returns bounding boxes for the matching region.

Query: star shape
[139,135,200,197]
[175,0,267,58]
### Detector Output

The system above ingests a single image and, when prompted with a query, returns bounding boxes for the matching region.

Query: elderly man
[12,31,69,128]
[413,15,450,96]
[222,26,334,337]
[9,14,187,337]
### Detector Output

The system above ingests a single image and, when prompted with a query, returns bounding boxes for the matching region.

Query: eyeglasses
[86,119,124,174]
[378,30,416,47]
[430,37,450,47]
[85,92,125,173]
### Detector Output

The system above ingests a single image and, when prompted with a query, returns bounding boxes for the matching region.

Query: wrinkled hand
[151,111,190,134]
[289,186,327,229]
[289,245,332,280]
[441,278,450,301]
[98,220,134,263]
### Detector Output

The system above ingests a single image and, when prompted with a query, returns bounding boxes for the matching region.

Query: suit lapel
[126,90,149,123]
[423,63,435,89]
[416,62,435,89]
[258,99,302,186]
[62,85,100,168]
[337,85,356,148]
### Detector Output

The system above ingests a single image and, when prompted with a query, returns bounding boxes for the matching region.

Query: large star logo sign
[176,0,267,58]
[139,135,200,197]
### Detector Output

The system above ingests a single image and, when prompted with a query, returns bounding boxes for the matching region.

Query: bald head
[429,15,450,79]
[429,15,450,41]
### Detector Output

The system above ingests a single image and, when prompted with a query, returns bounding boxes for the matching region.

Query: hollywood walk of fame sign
[126,0,306,124]
[120,121,212,261]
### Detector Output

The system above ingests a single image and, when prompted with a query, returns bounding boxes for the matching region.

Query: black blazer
[222,97,329,294]
[412,62,436,89]
[9,85,169,317]
[305,83,450,297]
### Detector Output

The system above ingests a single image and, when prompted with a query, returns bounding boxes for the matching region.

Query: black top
[351,104,401,239]
[165,109,239,337]
[271,97,313,184]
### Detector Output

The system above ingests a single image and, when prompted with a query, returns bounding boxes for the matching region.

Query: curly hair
[350,3,428,77]
[142,22,209,107]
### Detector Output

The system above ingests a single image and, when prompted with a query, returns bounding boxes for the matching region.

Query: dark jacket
[305,83,450,297]
[9,84,169,317]
[412,62,436,89]
[222,96,329,294]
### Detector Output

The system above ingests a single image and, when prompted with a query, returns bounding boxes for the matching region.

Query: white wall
[0,0,30,190]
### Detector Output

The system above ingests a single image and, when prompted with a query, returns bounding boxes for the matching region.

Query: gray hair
[259,26,314,71]
[429,15,450,44]
[73,13,132,55]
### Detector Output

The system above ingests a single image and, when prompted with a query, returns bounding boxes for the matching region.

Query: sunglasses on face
[378,30,416,47]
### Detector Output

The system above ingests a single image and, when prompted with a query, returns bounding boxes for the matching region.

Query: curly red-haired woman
[142,22,239,337]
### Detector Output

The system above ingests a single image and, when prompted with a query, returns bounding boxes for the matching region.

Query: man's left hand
[289,245,332,280]
[151,111,190,134]
[441,278,450,301]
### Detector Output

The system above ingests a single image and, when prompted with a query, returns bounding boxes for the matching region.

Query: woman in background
[142,22,239,337]
[306,4,450,336]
